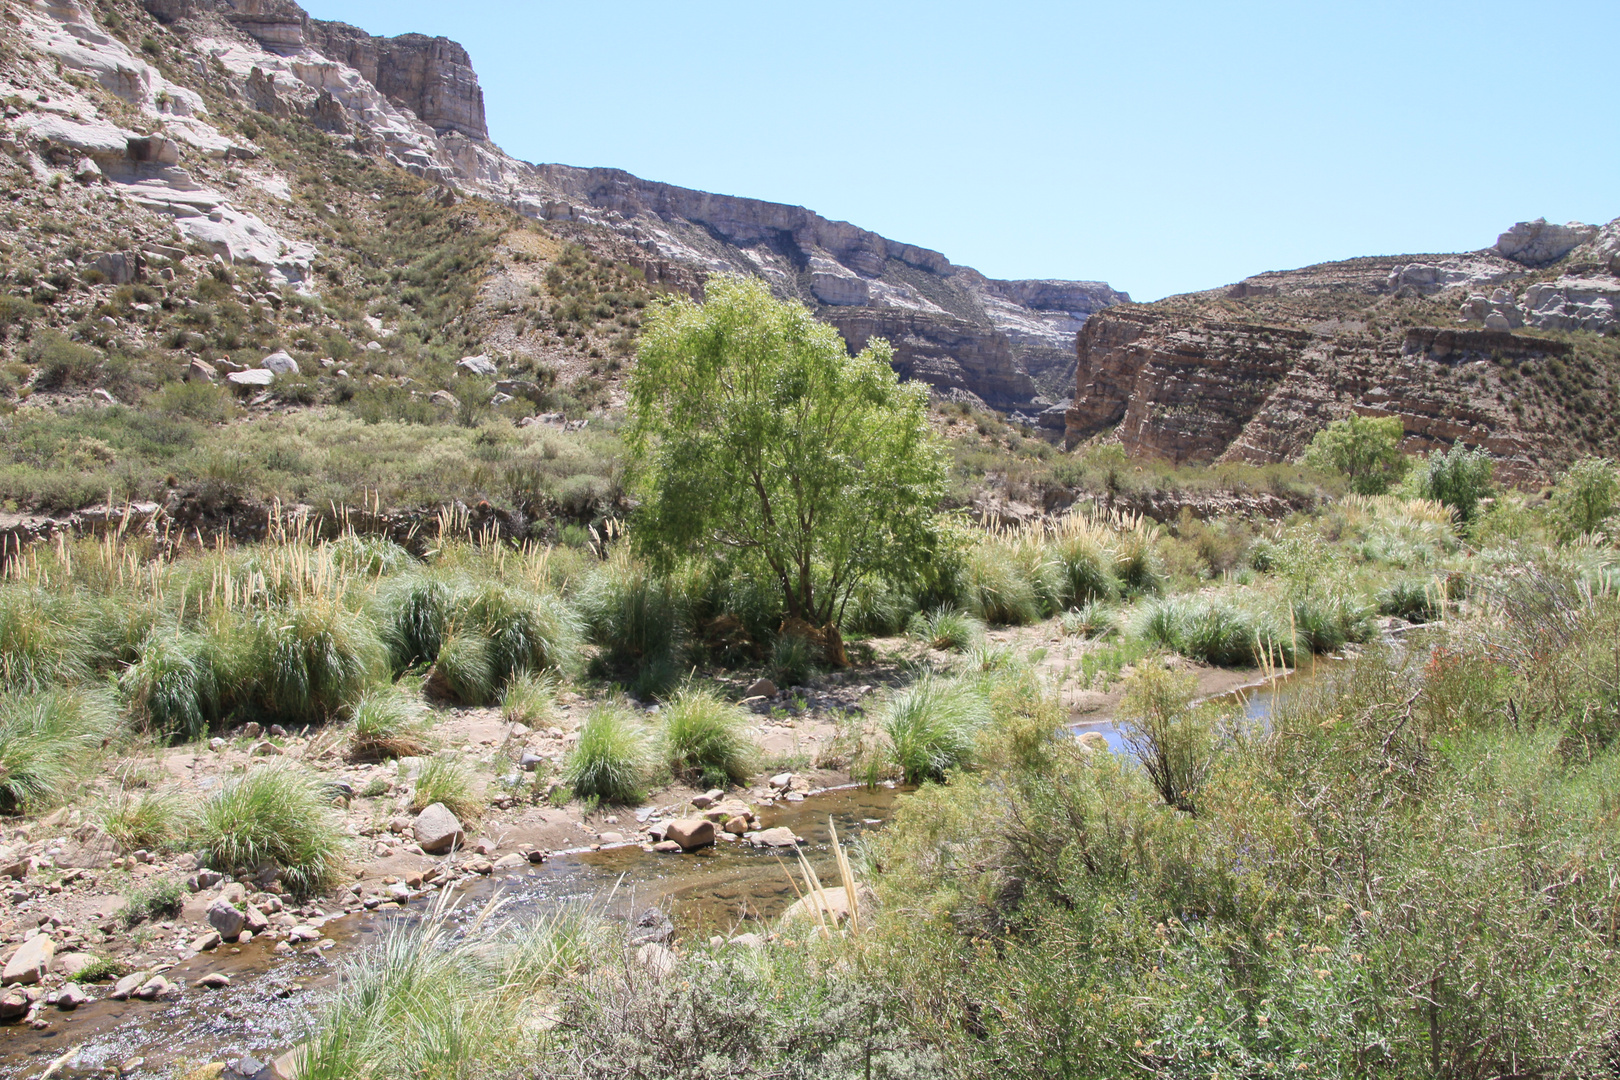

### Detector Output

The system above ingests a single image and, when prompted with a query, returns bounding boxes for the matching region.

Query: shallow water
[0,785,901,1079]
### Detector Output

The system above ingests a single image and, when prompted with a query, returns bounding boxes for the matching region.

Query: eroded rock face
[1495,218,1599,267]
[1065,243,1598,485]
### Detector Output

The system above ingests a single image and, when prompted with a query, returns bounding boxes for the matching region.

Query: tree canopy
[625,277,947,630]
[1303,414,1408,495]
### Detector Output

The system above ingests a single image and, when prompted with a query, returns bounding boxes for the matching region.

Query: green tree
[626,277,948,633]
[1548,457,1619,543]
[1303,413,1408,494]
[1415,442,1495,523]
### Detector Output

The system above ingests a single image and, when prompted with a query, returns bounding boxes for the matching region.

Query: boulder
[663,818,715,851]
[261,351,299,375]
[194,971,231,989]
[745,678,777,698]
[413,803,465,854]
[53,952,96,978]
[110,971,150,1000]
[749,827,802,848]
[457,354,497,376]
[227,369,275,388]
[634,943,676,979]
[187,358,218,383]
[2,936,54,985]
[91,251,140,285]
[723,815,750,835]
[780,884,874,927]
[207,898,246,941]
[1495,218,1599,266]
[54,981,88,1009]
[242,904,270,935]
[429,390,459,408]
[0,987,29,1019]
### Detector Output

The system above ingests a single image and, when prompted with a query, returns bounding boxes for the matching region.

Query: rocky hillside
[1064,218,1620,484]
[0,0,1124,443]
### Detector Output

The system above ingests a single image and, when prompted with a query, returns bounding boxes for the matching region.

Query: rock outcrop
[1066,236,1619,484]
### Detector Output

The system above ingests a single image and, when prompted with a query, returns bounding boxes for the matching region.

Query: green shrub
[1548,457,1619,543]
[379,574,452,671]
[67,955,126,984]
[28,332,102,390]
[256,597,384,723]
[962,545,1042,625]
[426,627,496,705]
[1376,578,1441,622]
[660,686,756,787]
[878,676,991,784]
[0,588,97,692]
[121,630,218,741]
[348,686,433,760]
[1413,442,1495,523]
[120,876,186,927]
[1059,600,1115,639]
[458,581,579,684]
[770,633,818,687]
[199,763,346,895]
[501,670,557,727]
[1303,413,1409,494]
[1043,531,1117,609]
[1133,595,1275,667]
[153,380,234,422]
[100,786,197,852]
[0,688,119,812]
[577,555,688,690]
[906,607,985,652]
[564,704,649,805]
[409,756,483,819]
[328,533,412,576]
[1112,530,1163,596]
[1116,662,1214,812]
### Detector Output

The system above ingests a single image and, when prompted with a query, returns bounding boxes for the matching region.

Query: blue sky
[306,1,1619,301]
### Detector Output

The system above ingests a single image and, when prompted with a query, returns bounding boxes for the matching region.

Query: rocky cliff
[1065,230,1620,484]
[120,0,1122,417]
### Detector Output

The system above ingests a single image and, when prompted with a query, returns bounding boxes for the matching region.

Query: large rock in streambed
[207,897,246,941]
[2,935,54,985]
[414,803,465,854]
[663,818,715,851]
[779,884,876,928]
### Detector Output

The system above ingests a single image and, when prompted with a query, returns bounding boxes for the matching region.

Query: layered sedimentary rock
[1066,236,1619,484]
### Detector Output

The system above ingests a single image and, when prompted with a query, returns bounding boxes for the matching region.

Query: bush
[67,955,126,984]
[1413,442,1495,523]
[28,332,102,390]
[906,607,984,652]
[1548,457,1619,543]
[962,545,1042,625]
[0,588,97,693]
[1116,662,1215,812]
[1376,578,1441,622]
[1059,600,1115,639]
[0,688,119,812]
[379,574,452,672]
[501,671,557,727]
[256,597,384,723]
[100,786,197,852]
[426,627,496,705]
[878,676,991,784]
[457,581,580,685]
[769,633,818,687]
[1133,595,1274,667]
[121,631,218,741]
[577,555,688,692]
[660,686,756,788]
[348,686,433,760]
[409,756,483,819]
[154,380,234,422]
[120,876,186,928]
[564,704,649,805]
[199,763,346,894]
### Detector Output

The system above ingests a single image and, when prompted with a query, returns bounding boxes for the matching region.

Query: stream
[0,786,901,1079]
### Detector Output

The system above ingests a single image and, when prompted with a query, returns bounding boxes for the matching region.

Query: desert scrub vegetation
[860,558,1620,1078]
[563,703,650,805]
[346,685,434,760]
[408,755,484,820]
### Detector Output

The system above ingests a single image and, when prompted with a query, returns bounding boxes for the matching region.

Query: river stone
[780,884,872,927]
[664,819,715,851]
[634,943,676,979]
[1077,731,1110,752]
[195,971,232,989]
[750,827,802,848]
[180,1065,226,1080]
[192,930,222,951]
[226,368,274,388]
[207,898,246,940]
[53,951,95,977]
[2,935,54,985]
[414,803,465,853]
[110,970,150,1000]
[597,831,625,844]
[723,815,750,835]
[746,678,777,698]
[54,981,88,1009]
[652,840,682,853]
[0,987,29,1018]
[493,853,526,870]
[242,904,270,935]
[769,772,794,790]
[729,932,765,949]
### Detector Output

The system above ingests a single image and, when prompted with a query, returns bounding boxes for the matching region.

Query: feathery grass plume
[121,630,218,742]
[1116,661,1214,813]
[962,542,1043,626]
[0,687,119,812]
[425,626,496,705]
[660,685,757,787]
[99,785,198,852]
[379,573,453,672]
[1111,528,1164,597]
[257,596,385,723]
[348,686,434,760]
[327,532,412,576]
[501,670,557,727]
[577,552,689,689]
[564,703,650,804]
[199,763,346,895]
[1043,514,1119,608]
[458,581,580,683]
[879,676,992,784]
[906,606,985,652]
[0,587,94,691]
[409,755,484,819]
